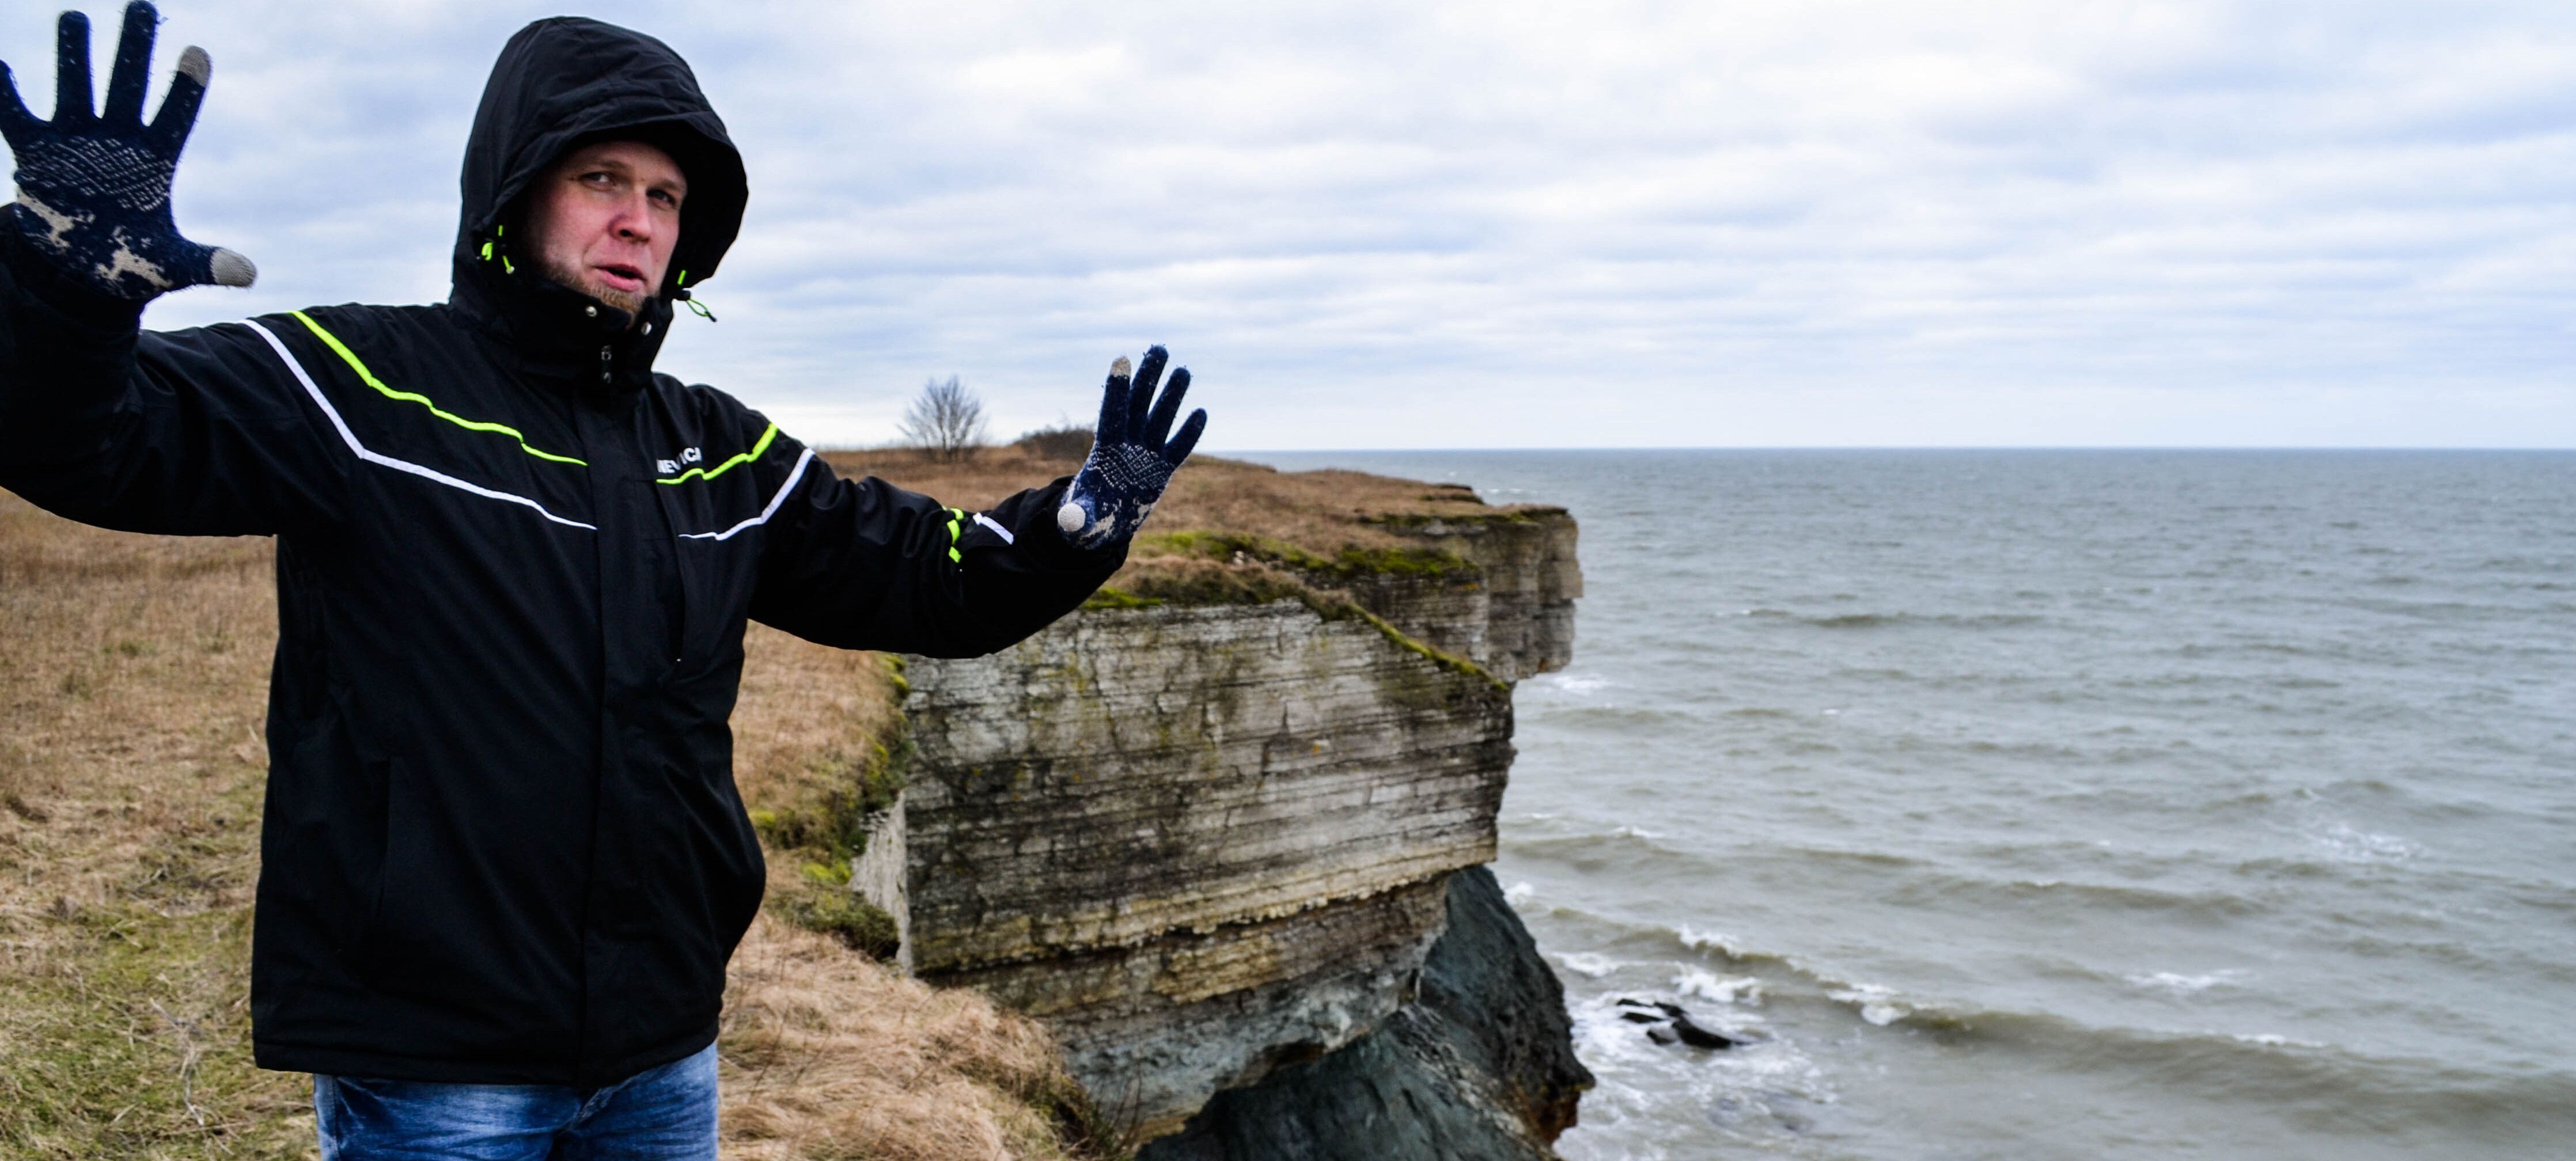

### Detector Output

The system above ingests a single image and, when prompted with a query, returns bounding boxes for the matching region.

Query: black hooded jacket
[0,18,1117,1084]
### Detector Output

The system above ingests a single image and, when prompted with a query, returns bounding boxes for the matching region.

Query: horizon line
[1205,445,2576,454]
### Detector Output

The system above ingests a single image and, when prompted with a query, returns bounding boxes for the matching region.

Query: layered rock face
[858,502,1580,1144]
[1322,509,1581,683]
[1139,867,1595,1161]
[861,603,1513,1137]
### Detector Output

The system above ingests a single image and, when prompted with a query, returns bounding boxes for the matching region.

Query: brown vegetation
[836,445,1503,558]
[0,495,307,1159]
[841,443,1533,619]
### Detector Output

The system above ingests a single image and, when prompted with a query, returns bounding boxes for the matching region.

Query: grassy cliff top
[830,446,1562,555]
[840,445,1565,613]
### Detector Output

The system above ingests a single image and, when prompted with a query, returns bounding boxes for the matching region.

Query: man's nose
[612,195,657,241]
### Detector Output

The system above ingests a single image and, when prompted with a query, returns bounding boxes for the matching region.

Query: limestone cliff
[1329,507,1580,684]
[859,600,1510,1136]
[847,456,1583,1148]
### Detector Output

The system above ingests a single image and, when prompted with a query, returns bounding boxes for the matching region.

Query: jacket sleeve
[0,226,350,537]
[747,430,1124,658]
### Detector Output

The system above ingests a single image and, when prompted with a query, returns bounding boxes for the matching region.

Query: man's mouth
[596,264,647,292]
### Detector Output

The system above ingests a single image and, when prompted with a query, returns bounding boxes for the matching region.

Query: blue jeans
[312,1044,718,1160]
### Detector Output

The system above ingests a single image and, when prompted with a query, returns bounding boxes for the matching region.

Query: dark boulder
[1671,1014,1738,1050]
[1138,866,1594,1161]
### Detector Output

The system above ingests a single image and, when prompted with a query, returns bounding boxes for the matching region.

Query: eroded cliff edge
[844,451,1587,1151]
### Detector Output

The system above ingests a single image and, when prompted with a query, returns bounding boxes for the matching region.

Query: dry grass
[721,916,1103,1161]
[843,444,1525,623]
[0,490,1101,1160]
[0,492,309,1159]
[831,446,1505,558]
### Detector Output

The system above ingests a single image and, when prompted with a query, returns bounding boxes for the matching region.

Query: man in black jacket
[0,6,1204,1156]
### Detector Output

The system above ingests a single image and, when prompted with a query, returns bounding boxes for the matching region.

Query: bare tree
[899,374,987,462]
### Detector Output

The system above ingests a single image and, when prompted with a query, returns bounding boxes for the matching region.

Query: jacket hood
[454,17,748,303]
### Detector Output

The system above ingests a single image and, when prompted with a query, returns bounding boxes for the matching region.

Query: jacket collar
[451,257,675,394]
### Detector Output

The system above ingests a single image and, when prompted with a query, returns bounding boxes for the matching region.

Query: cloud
[4,0,2569,447]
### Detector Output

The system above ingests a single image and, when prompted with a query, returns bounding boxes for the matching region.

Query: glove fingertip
[1128,346,1164,431]
[1142,366,1190,443]
[209,248,255,288]
[150,53,208,149]
[1096,369,1130,443]
[1165,408,1208,464]
[55,10,96,126]
[103,0,160,127]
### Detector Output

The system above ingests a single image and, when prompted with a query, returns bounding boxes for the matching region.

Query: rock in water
[1672,1014,1738,1050]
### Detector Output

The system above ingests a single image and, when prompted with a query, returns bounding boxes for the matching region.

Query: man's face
[525,139,687,317]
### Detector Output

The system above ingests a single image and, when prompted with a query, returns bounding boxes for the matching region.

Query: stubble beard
[536,251,647,317]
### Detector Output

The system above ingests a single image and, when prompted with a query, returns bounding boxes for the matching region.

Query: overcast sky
[6,1,2571,448]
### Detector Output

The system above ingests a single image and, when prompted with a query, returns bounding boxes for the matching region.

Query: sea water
[1245,450,2576,1160]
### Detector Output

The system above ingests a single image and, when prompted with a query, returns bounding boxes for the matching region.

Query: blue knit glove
[1057,346,1207,549]
[1,3,254,299]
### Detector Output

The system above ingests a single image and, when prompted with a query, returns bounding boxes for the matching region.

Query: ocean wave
[1674,967,1766,1005]
[1550,907,2576,1140]
[1778,611,2048,631]
[1826,982,1911,1026]
[1534,671,1615,695]
[1526,704,1702,731]
[2125,969,2246,995]
[1880,871,2274,921]
[1560,988,1831,1158]
[2304,820,2423,863]
[1675,924,1752,958]
[1851,1003,2576,1136]
[1555,951,1623,978]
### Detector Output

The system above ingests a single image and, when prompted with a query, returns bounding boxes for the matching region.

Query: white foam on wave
[1504,881,1537,908]
[2228,1031,2324,1049]
[2127,969,2242,995]
[2311,821,2422,863]
[1612,825,1664,840]
[1560,989,1832,1159]
[1674,967,1764,1005]
[1827,982,1911,1026]
[1556,952,1621,978]
[1676,924,1739,954]
[1537,671,1614,695]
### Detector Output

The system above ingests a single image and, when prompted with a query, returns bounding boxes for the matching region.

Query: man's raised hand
[1058,346,1208,550]
[1,2,253,299]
